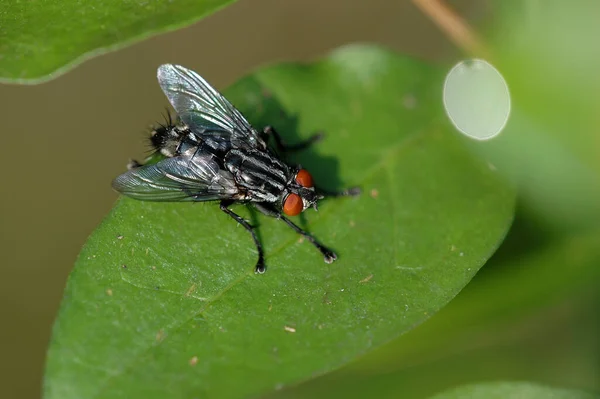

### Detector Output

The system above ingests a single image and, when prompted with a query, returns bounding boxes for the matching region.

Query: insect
[112,64,359,273]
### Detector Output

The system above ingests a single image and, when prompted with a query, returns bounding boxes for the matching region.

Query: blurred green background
[2,0,599,398]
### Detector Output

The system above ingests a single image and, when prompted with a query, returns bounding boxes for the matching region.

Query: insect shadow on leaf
[112,65,360,273]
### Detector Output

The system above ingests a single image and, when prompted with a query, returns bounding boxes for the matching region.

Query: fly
[112,64,360,273]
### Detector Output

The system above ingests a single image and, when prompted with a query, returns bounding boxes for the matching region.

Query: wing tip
[157,64,176,80]
[111,173,128,194]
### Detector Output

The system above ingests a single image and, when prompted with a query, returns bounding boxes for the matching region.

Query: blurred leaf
[0,0,236,83]
[429,382,599,399]
[44,45,514,399]
[465,0,600,232]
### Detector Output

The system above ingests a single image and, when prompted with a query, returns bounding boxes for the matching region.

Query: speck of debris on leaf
[185,283,198,297]
[322,291,332,305]
[121,264,127,269]
[151,266,156,270]
[189,356,198,366]
[359,274,373,283]
[106,288,113,296]
[156,329,166,342]
[349,220,356,227]
[117,235,124,240]
[297,236,305,244]
[403,93,417,109]
[370,188,379,198]
[284,326,296,333]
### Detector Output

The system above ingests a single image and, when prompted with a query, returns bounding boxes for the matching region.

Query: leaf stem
[412,0,489,57]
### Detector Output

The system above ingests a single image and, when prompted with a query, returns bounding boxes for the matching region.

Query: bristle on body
[147,110,187,157]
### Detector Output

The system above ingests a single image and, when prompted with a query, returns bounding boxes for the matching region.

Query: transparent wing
[112,153,239,202]
[157,64,263,149]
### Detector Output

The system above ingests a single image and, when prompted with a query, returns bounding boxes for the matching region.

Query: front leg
[254,202,337,263]
[316,186,361,198]
[262,125,323,153]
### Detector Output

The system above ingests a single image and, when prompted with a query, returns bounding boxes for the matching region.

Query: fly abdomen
[150,123,196,157]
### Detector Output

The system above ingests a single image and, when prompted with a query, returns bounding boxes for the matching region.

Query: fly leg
[220,200,266,273]
[126,159,143,170]
[263,125,361,197]
[254,203,337,263]
[262,125,323,152]
[316,186,361,198]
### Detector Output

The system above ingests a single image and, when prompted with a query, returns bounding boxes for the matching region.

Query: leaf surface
[44,45,514,399]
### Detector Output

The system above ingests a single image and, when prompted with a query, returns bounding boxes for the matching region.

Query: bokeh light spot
[443,59,511,140]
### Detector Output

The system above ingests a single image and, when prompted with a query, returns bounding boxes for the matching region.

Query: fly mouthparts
[313,203,319,212]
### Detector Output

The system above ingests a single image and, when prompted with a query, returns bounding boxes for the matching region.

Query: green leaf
[350,227,600,375]
[273,226,600,399]
[44,44,515,399]
[0,0,236,83]
[429,382,600,399]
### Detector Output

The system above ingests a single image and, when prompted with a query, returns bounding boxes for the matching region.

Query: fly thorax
[224,148,291,203]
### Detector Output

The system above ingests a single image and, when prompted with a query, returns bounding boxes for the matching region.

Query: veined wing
[157,64,263,149]
[112,153,239,202]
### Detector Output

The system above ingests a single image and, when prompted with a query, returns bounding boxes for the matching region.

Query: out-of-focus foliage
[429,382,600,399]
[0,0,236,82]
[474,0,600,233]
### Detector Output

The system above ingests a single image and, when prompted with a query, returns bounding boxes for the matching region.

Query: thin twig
[412,0,489,57]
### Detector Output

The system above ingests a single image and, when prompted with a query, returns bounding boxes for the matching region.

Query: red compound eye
[283,193,303,216]
[295,169,314,188]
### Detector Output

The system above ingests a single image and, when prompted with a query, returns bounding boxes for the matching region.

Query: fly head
[281,168,323,216]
